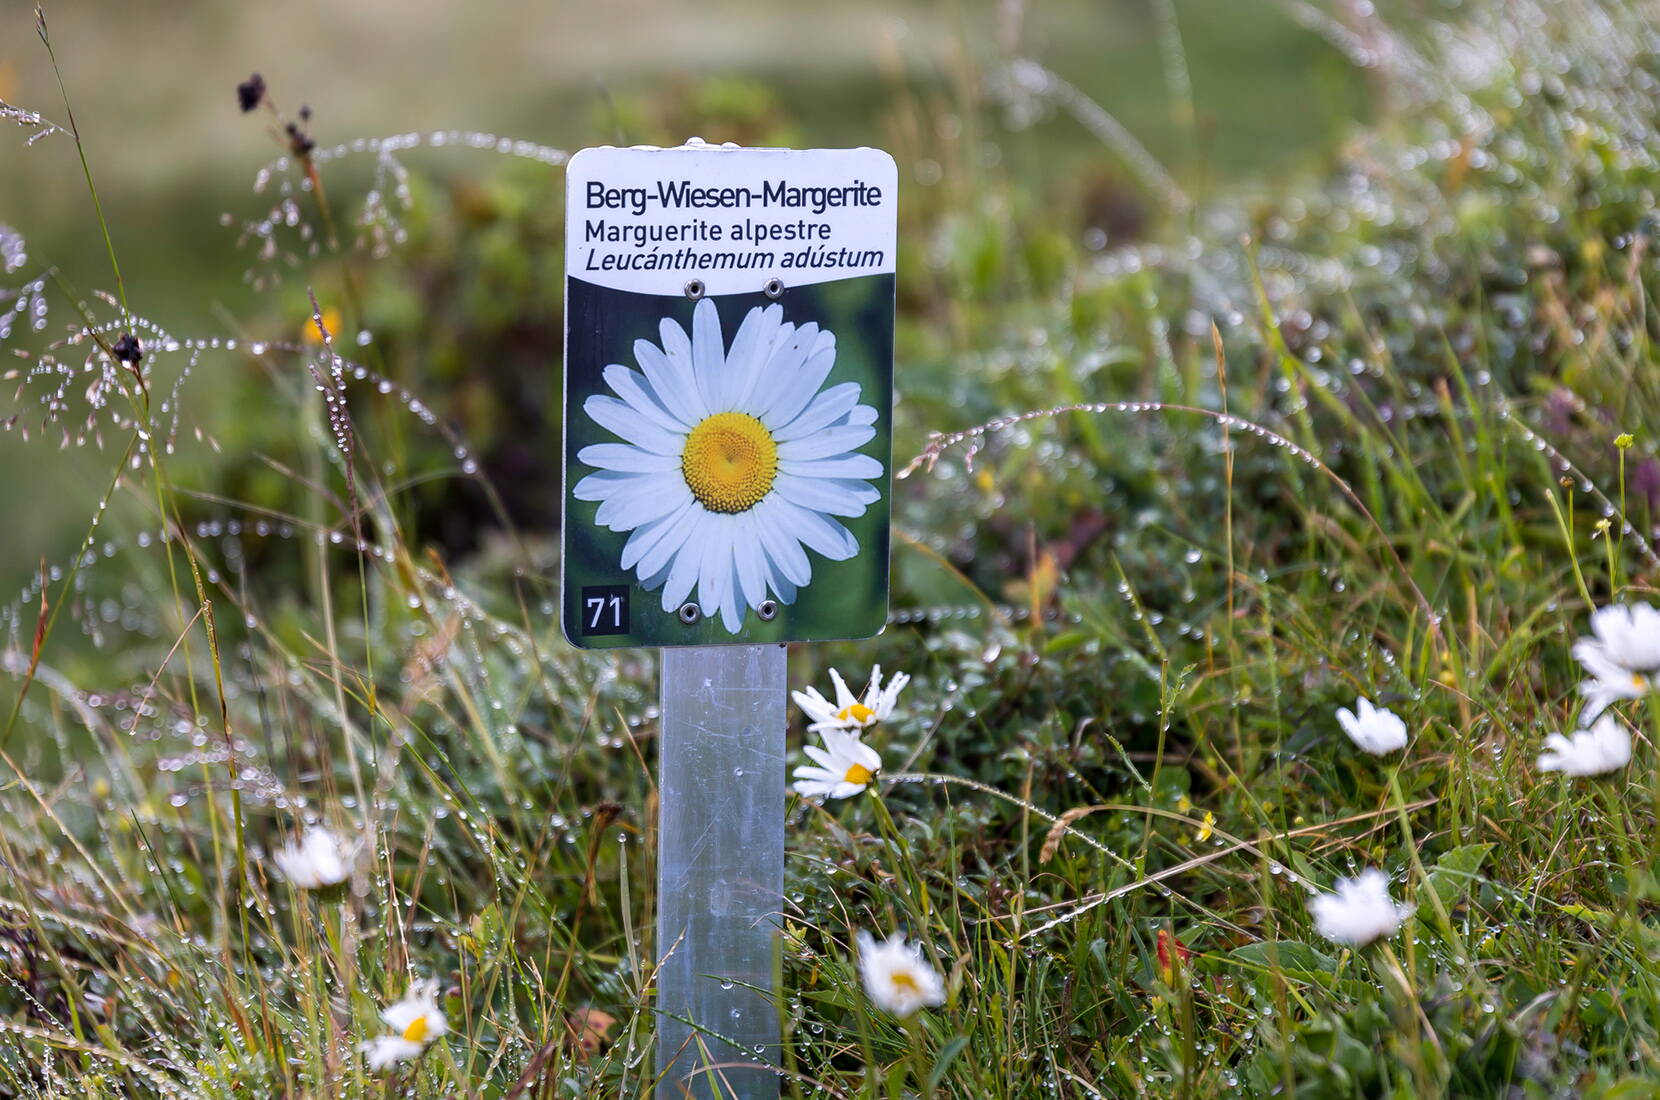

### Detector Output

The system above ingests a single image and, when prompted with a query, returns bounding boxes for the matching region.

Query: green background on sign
[562,273,894,649]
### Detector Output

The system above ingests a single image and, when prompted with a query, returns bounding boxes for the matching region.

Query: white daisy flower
[1335,696,1409,755]
[793,665,910,734]
[1572,604,1660,719]
[573,298,883,633]
[793,728,882,801]
[361,1035,424,1071]
[1538,714,1633,777]
[270,827,353,889]
[856,931,946,1018]
[361,978,447,1070]
[1308,868,1414,947]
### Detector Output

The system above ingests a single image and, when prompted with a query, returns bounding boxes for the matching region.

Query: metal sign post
[656,645,785,1098]
[560,141,896,1098]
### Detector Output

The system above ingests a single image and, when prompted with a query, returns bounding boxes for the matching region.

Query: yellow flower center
[1632,672,1647,689]
[681,412,778,514]
[836,702,876,724]
[843,763,874,786]
[402,1016,430,1043]
[890,971,920,994]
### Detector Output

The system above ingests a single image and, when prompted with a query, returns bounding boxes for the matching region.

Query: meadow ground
[1,0,1659,1096]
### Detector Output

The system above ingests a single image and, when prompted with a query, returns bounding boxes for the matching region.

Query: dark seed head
[284,121,315,157]
[111,333,143,365]
[236,72,266,114]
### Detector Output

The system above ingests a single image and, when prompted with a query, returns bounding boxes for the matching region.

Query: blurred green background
[0,0,1371,592]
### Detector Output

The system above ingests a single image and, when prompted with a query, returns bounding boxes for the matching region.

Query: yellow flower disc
[836,702,876,724]
[681,412,778,513]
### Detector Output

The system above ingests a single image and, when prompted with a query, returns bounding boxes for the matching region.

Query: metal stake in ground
[656,644,785,1099]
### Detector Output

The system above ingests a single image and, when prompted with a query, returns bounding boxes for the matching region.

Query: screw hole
[762,277,785,299]
[757,600,779,621]
[684,279,705,300]
[677,603,702,625]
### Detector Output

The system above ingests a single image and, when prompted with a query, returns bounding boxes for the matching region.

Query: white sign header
[565,143,898,296]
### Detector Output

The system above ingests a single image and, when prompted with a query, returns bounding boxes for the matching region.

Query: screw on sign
[561,140,896,1098]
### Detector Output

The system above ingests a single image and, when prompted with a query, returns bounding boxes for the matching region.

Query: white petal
[596,478,691,532]
[828,668,858,711]
[761,342,836,429]
[734,519,770,610]
[752,498,813,586]
[767,560,799,604]
[642,323,708,422]
[720,304,781,412]
[603,363,693,431]
[695,519,733,619]
[772,382,863,442]
[620,498,694,571]
[362,1036,423,1070]
[773,500,858,560]
[780,453,884,480]
[631,500,702,579]
[776,425,878,463]
[748,323,819,421]
[573,469,645,503]
[773,474,873,518]
[584,395,685,455]
[690,297,725,413]
[660,514,709,612]
[732,315,793,409]
[578,443,681,474]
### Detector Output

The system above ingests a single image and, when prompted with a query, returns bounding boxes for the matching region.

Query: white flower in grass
[361,978,448,1070]
[573,298,883,634]
[270,827,352,889]
[1538,714,1632,777]
[1335,696,1409,755]
[793,665,910,734]
[857,931,945,1018]
[793,728,882,801]
[1308,869,1414,947]
[361,1035,424,1072]
[1572,603,1660,719]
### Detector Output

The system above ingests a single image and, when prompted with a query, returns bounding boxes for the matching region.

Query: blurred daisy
[1335,696,1408,755]
[857,931,945,1018]
[361,978,447,1070]
[270,827,352,889]
[793,665,910,734]
[1538,715,1632,777]
[1573,603,1660,719]
[1308,869,1414,947]
[793,728,882,801]
[573,298,883,634]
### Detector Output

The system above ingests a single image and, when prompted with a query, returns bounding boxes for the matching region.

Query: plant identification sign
[561,143,896,649]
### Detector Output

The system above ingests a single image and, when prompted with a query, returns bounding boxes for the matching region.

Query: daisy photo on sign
[565,284,893,646]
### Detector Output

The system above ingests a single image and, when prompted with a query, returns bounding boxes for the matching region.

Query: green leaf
[926,1036,971,1092]
[1425,843,1494,912]
[885,1057,909,1099]
[1229,940,1339,980]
